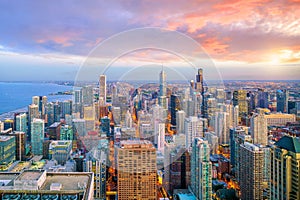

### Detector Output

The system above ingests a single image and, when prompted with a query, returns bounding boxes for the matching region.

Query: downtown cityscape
[0,1,300,200]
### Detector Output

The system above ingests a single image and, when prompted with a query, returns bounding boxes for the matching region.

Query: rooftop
[0,135,14,142]
[16,170,44,181]
[275,135,300,153]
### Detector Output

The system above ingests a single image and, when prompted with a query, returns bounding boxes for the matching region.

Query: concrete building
[250,108,268,145]
[265,113,296,126]
[84,139,108,200]
[0,170,94,200]
[270,136,300,200]
[176,110,185,134]
[0,136,15,170]
[31,119,44,156]
[99,75,107,103]
[185,116,203,150]
[15,113,27,133]
[190,138,212,200]
[117,140,157,200]
[49,140,72,165]
[239,142,264,200]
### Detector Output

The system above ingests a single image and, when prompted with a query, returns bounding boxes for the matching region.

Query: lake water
[0,82,73,115]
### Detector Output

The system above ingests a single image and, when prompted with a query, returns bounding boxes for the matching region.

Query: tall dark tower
[170,94,181,126]
[195,68,204,94]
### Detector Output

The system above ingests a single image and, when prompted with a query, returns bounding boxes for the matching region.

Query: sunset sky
[0,0,299,81]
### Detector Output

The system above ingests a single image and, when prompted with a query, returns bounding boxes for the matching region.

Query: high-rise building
[82,85,94,106]
[49,140,72,165]
[257,90,269,109]
[112,106,121,125]
[190,138,212,200]
[28,104,40,123]
[72,119,86,137]
[15,113,27,133]
[239,142,264,200]
[233,90,248,118]
[48,122,62,140]
[99,75,107,103]
[250,108,268,145]
[156,122,165,153]
[159,68,167,97]
[83,139,108,199]
[83,105,95,132]
[205,131,219,154]
[61,100,72,118]
[31,118,44,156]
[60,125,74,140]
[195,68,204,94]
[117,140,157,200]
[176,110,185,134]
[32,96,40,109]
[0,136,16,170]
[170,94,181,126]
[100,116,110,137]
[214,112,230,144]
[270,136,300,200]
[185,116,203,150]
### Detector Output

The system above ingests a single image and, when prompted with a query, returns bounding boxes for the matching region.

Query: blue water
[0,82,73,114]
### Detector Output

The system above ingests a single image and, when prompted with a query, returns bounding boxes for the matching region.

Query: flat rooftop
[120,140,154,149]
[41,173,90,190]
[16,170,44,181]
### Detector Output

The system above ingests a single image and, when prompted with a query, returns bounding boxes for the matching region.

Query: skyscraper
[214,112,230,144]
[159,68,166,97]
[170,94,181,126]
[31,118,44,156]
[82,85,94,106]
[250,108,268,145]
[15,113,27,133]
[117,140,157,200]
[185,116,203,150]
[83,139,108,199]
[195,68,204,94]
[176,110,185,134]
[270,136,300,200]
[0,136,16,170]
[190,138,212,200]
[99,75,107,103]
[239,142,264,200]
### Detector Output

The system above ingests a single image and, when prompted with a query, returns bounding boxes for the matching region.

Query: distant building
[265,113,296,126]
[48,122,62,140]
[176,110,185,134]
[60,124,74,140]
[99,75,107,103]
[117,140,157,200]
[270,136,300,200]
[72,118,86,137]
[250,108,268,145]
[31,119,44,156]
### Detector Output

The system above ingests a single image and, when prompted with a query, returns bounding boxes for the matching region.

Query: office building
[82,85,94,106]
[185,116,203,150]
[117,140,157,200]
[204,131,219,154]
[276,89,288,113]
[170,94,181,126]
[0,170,94,200]
[49,140,72,165]
[239,142,264,200]
[99,74,107,103]
[83,105,95,132]
[0,136,15,170]
[190,138,212,200]
[84,139,108,199]
[15,113,27,133]
[48,122,62,140]
[176,110,185,134]
[31,119,44,156]
[257,90,269,109]
[214,112,229,144]
[270,136,300,200]
[73,119,87,137]
[265,113,296,126]
[250,108,268,145]
[60,124,74,140]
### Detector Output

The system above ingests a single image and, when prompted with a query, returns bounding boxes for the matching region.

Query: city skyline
[0,1,299,81]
